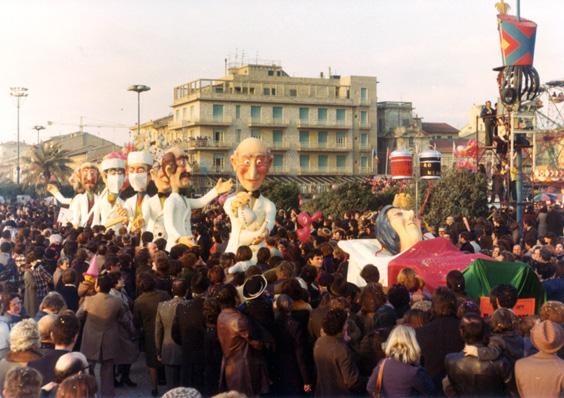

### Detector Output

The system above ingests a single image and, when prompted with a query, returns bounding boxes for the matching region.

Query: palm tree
[22,142,73,194]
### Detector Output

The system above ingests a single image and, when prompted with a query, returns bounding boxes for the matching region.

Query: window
[251,129,261,139]
[300,154,310,169]
[263,87,271,96]
[235,105,241,119]
[360,133,368,146]
[337,155,346,168]
[212,104,223,120]
[318,155,328,169]
[318,108,327,122]
[361,87,368,101]
[272,106,283,121]
[318,131,328,147]
[190,106,195,120]
[360,111,368,127]
[268,70,274,76]
[299,107,309,122]
[273,154,283,168]
[336,109,346,124]
[213,154,224,170]
[175,109,180,121]
[360,156,368,169]
[336,131,346,147]
[289,89,297,97]
[182,107,187,120]
[213,130,223,143]
[299,131,309,147]
[251,105,261,120]
[273,130,283,147]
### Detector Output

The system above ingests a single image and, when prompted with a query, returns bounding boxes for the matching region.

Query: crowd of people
[0,196,561,398]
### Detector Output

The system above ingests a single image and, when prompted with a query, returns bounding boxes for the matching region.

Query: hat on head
[84,256,99,278]
[530,320,564,354]
[318,228,332,239]
[101,157,125,171]
[127,151,153,166]
[100,152,126,171]
[242,274,267,301]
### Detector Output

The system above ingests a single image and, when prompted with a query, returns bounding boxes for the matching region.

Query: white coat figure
[124,151,153,233]
[163,188,218,251]
[224,192,276,256]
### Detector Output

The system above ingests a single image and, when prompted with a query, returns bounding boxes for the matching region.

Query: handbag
[374,358,388,398]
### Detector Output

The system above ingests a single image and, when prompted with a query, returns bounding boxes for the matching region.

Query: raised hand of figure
[230,191,251,214]
[177,236,196,247]
[215,178,234,195]
[165,163,182,193]
[46,184,59,195]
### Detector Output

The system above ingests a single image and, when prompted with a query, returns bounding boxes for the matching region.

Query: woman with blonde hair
[367,325,435,397]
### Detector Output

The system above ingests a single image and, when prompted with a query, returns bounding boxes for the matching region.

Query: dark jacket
[56,284,79,312]
[416,316,464,390]
[273,313,312,395]
[28,349,68,384]
[133,289,171,368]
[313,335,363,397]
[444,346,511,397]
[217,307,270,396]
[366,358,435,397]
[171,297,206,390]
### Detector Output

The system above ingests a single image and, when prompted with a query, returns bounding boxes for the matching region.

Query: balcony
[270,139,290,150]
[297,141,352,151]
[297,120,349,130]
[178,137,234,150]
[169,117,233,130]
[248,118,289,128]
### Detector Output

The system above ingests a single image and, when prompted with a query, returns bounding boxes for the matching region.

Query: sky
[0,0,562,146]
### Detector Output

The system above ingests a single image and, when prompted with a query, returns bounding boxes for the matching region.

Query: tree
[302,181,397,217]
[22,142,73,194]
[261,180,300,211]
[422,169,489,227]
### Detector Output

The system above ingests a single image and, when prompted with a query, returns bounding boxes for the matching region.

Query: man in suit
[77,273,126,398]
[224,138,276,256]
[162,147,232,251]
[125,151,153,234]
[171,274,208,391]
[156,279,188,391]
[314,308,363,396]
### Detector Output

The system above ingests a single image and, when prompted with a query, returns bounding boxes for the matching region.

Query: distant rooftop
[421,122,459,135]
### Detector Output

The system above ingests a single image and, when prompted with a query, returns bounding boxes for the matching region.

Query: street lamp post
[33,125,45,144]
[127,84,151,140]
[10,87,28,185]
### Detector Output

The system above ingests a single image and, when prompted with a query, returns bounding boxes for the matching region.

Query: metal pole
[16,97,20,186]
[137,91,141,137]
[516,0,521,21]
[516,149,523,225]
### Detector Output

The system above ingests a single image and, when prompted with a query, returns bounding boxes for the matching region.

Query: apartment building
[163,63,377,177]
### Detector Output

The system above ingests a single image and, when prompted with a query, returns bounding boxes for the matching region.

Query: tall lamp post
[33,125,45,144]
[10,87,28,185]
[127,84,151,140]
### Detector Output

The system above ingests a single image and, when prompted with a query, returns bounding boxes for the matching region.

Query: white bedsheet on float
[338,239,400,287]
